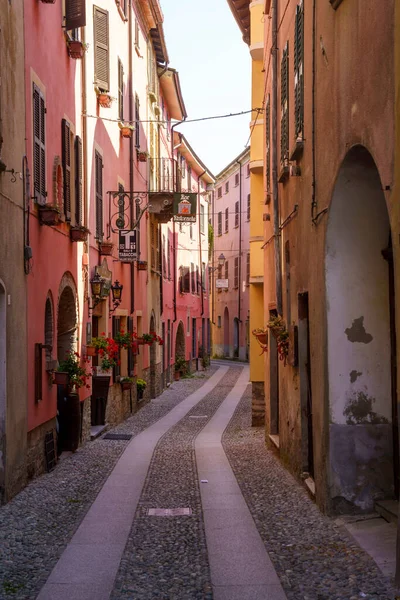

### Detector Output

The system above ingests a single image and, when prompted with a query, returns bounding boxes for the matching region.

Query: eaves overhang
[174,132,215,184]
[226,0,251,45]
[159,67,187,120]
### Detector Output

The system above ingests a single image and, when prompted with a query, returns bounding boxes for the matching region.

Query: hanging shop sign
[118,229,137,262]
[173,193,197,223]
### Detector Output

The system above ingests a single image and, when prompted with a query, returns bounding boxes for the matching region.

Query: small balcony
[148,158,181,223]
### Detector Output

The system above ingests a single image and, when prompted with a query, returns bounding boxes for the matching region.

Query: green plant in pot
[91,335,119,372]
[120,376,134,391]
[174,356,187,378]
[137,378,147,400]
[55,351,91,390]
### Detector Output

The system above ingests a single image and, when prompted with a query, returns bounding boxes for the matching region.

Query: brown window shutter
[33,84,46,205]
[95,151,103,240]
[94,6,109,91]
[62,119,71,220]
[75,135,83,225]
[118,59,124,122]
[66,0,86,30]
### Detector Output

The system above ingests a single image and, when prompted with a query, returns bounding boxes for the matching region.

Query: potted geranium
[120,376,134,391]
[118,122,135,138]
[39,204,61,226]
[174,356,187,380]
[95,87,115,108]
[98,240,114,255]
[92,335,119,374]
[267,316,289,365]
[54,351,91,390]
[114,329,133,350]
[137,150,149,163]
[137,378,147,400]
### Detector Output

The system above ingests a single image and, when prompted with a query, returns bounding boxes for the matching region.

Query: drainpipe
[129,0,135,314]
[311,0,317,223]
[272,0,283,315]
[198,171,206,317]
[171,120,186,324]
[236,158,242,324]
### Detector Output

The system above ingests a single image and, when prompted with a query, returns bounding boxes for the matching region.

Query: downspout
[272,0,283,315]
[311,0,316,222]
[236,158,242,323]
[129,0,135,314]
[171,120,186,323]
[198,171,206,317]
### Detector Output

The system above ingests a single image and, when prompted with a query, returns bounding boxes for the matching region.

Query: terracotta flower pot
[137,151,148,163]
[70,226,89,242]
[137,261,147,271]
[54,371,70,386]
[39,206,60,226]
[86,346,97,357]
[254,332,268,345]
[99,241,114,255]
[121,382,132,391]
[120,126,133,138]
[97,93,113,108]
[68,41,85,59]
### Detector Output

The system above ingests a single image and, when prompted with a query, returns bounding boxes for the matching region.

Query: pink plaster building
[211,148,250,360]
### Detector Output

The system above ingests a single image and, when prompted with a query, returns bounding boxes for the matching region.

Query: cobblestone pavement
[222,388,398,600]
[0,369,216,600]
[110,367,241,600]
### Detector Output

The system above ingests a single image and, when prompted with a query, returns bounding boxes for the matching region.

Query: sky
[161,0,251,177]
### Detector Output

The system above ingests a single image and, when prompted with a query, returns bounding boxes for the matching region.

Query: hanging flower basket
[252,329,268,356]
[70,225,90,242]
[95,88,114,108]
[99,241,114,255]
[118,122,134,139]
[53,371,70,386]
[137,260,147,271]
[120,378,134,391]
[67,40,88,59]
[266,316,290,366]
[137,150,149,163]
[85,345,97,357]
[267,315,287,340]
[39,205,61,226]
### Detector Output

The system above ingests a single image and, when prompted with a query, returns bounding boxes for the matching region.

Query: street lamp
[87,273,105,315]
[218,253,226,267]
[110,280,123,314]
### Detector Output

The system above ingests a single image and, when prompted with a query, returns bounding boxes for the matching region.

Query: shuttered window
[247,194,250,221]
[280,43,289,163]
[118,58,124,122]
[94,6,109,91]
[62,119,71,220]
[75,136,83,225]
[191,263,195,293]
[235,201,239,227]
[225,208,229,233]
[95,151,103,240]
[33,84,46,205]
[217,211,222,236]
[181,266,190,293]
[266,95,271,191]
[234,257,239,289]
[246,253,250,285]
[66,0,86,30]
[294,3,304,137]
[224,260,228,281]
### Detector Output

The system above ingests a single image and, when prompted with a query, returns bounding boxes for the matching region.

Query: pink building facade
[8,0,213,495]
[211,148,250,361]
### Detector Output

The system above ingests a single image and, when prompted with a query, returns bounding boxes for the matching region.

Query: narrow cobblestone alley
[0,364,397,600]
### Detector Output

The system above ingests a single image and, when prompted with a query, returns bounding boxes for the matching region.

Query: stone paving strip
[0,368,217,600]
[110,367,242,600]
[222,389,398,600]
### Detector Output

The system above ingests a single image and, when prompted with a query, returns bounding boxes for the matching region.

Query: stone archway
[57,274,78,454]
[149,313,156,399]
[325,145,394,512]
[224,307,230,357]
[0,280,6,501]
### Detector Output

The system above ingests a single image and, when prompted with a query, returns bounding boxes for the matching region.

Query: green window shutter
[75,135,83,225]
[281,44,289,162]
[95,151,103,240]
[94,6,109,91]
[294,3,304,137]
[33,84,46,205]
[66,0,86,30]
[61,119,71,220]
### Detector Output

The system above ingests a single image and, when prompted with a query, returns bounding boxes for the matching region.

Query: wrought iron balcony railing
[148,158,181,194]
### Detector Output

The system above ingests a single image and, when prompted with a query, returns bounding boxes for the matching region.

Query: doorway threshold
[268,434,280,449]
[374,499,398,525]
[90,424,108,440]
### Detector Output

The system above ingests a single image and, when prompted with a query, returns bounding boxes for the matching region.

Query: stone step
[374,499,398,524]
[90,424,108,440]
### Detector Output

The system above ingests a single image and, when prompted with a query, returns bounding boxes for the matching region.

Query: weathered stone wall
[105,384,132,428]
[251,382,265,427]
[81,397,91,443]
[26,418,57,482]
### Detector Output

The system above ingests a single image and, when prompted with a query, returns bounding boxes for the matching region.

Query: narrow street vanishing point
[0,364,396,600]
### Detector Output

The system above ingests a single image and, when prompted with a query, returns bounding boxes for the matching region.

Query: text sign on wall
[216,279,228,289]
[119,230,137,262]
[173,193,197,223]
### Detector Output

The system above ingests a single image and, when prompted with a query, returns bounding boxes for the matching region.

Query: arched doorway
[149,314,156,399]
[325,146,394,512]
[175,321,185,359]
[223,307,230,357]
[57,276,78,454]
[233,318,239,358]
[0,280,6,501]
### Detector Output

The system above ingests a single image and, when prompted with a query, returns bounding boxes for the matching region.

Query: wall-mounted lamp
[87,272,105,315]
[210,253,226,272]
[110,280,123,314]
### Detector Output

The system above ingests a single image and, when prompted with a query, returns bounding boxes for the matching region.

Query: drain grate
[103,433,132,441]
[147,507,192,517]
